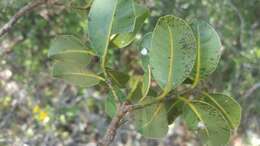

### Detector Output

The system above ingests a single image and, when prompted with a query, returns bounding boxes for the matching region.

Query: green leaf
[88,0,117,56]
[133,101,168,139]
[127,76,143,103]
[191,20,222,81]
[180,97,231,146]
[105,87,126,117]
[139,32,152,71]
[140,65,151,101]
[48,35,94,65]
[48,35,101,88]
[52,61,104,87]
[106,68,130,88]
[132,3,149,31]
[114,86,127,102]
[165,98,184,124]
[105,91,117,118]
[138,33,152,101]
[150,15,196,94]
[108,82,127,101]
[111,0,136,34]
[112,4,149,48]
[202,92,241,129]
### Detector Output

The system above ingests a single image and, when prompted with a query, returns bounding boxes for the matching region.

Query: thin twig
[0,0,47,37]
[243,82,260,98]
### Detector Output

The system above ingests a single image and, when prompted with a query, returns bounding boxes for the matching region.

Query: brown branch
[98,88,194,146]
[243,82,260,98]
[98,102,132,146]
[0,0,48,37]
[98,98,172,146]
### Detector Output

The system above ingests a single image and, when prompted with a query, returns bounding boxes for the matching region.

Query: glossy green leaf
[133,101,168,139]
[106,68,130,88]
[202,92,241,129]
[105,91,117,118]
[112,4,149,48]
[52,61,104,87]
[88,0,117,56]
[111,0,135,34]
[48,35,94,65]
[150,15,196,93]
[191,20,222,81]
[180,97,231,146]
[139,32,152,71]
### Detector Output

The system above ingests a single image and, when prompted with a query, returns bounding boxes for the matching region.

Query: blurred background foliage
[0,0,259,145]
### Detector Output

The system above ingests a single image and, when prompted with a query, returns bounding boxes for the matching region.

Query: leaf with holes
[191,20,222,85]
[48,35,94,65]
[52,61,104,87]
[180,97,231,146]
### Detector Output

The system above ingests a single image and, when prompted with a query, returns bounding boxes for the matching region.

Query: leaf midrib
[101,0,118,71]
[158,22,174,99]
[51,50,96,57]
[192,25,201,88]
[178,97,210,136]
[143,103,163,128]
[202,92,236,128]
[107,71,122,86]
[139,64,151,102]
[59,72,105,81]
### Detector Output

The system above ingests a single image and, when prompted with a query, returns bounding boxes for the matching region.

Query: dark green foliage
[47,0,242,145]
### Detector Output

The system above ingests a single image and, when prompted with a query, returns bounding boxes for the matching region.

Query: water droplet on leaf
[141,48,148,56]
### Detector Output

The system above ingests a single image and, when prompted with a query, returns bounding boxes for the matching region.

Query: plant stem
[98,102,131,146]
[98,96,171,146]
[98,88,194,146]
